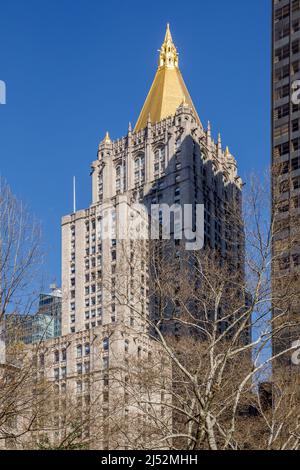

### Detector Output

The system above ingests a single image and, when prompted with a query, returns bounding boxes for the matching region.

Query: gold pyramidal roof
[134,24,200,132]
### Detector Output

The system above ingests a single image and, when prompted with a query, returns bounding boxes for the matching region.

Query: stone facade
[62,106,243,336]
[27,323,171,450]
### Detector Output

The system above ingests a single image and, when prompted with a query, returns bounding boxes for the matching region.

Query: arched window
[134,154,145,187]
[154,146,165,178]
[116,164,126,194]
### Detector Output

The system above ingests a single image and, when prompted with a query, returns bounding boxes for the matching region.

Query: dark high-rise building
[4,286,62,345]
[272,0,300,360]
[37,286,62,339]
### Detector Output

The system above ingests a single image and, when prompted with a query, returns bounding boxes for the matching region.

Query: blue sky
[0,0,271,287]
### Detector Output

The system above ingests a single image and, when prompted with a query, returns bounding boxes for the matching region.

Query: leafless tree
[101,172,300,450]
[0,177,42,321]
[0,177,45,448]
[3,170,300,450]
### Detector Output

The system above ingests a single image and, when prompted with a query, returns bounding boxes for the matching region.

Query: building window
[61,349,67,361]
[61,367,67,379]
[85,343,90,356]
[54,350,59,363]
[154,146,165,178]
[280,161,289,175]
[292,157,300,172]
[77,344,82,358]
[116,164,126,194]
[174,186,181,203]
[134,154,145,186]
[292,252,300,267]
[276,104,289,123]
[275,142,289,157]
[280,180,289,194]
[98,172,104,200]
[103,337,109,351]
[293,176,300,190]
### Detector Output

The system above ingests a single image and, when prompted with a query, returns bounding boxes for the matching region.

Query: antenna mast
[73,176,76,213]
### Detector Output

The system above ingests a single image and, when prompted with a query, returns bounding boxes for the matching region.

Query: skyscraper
[4,287,62,345]
[272,0,300,360]
[61,24,244,337]
[11,25,245,450]
[37,286,62,339]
